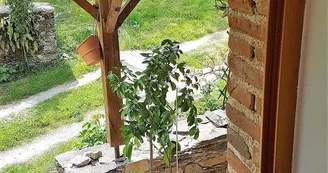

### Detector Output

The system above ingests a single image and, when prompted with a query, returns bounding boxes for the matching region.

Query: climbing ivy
[0,0,43,69]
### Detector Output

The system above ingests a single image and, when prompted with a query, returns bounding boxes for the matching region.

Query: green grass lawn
[180,41,228,69]
[0,0,227,105]
[1,140,76,173]
[0,58,99,105]
[0,80,103,151]
[37,0,227,52]
[118,0,228,50]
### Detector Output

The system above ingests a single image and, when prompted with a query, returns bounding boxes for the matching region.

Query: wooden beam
[260,0,306,172]
[105,0,123,33]
[97,0,111,21]
[271,0,305,171]
[116,0,140,28]
[98,23,124,147]
[73,0,99,21]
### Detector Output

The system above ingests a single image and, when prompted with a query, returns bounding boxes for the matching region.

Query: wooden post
[98,27,124,148]
[74,0,140,159]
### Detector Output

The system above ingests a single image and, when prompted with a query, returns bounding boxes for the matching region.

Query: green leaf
[188,126,197,136]
[169,81,176,90]
[163,151,170,165]
[194,129,200,139]
[161,39,173,46]
[181,102,189,112]
[123,144,133,160]
[173,72,180,81]
[140,53,150,58]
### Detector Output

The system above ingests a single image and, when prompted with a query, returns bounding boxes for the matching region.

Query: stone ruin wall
[0,2,57,65]
[55,110,229,173]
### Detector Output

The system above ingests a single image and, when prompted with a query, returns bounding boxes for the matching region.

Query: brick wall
[226,0,269,172]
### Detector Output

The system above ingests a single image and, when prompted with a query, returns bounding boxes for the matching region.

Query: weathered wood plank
[73,0,99,21]
[116,0,140,28]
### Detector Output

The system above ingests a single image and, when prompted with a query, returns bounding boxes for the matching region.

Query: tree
[108,39,201,172]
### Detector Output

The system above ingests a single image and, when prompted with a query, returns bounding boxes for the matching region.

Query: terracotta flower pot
[77,35,102,66]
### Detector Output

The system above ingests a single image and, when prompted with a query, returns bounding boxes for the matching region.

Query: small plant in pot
[108,39,201,172]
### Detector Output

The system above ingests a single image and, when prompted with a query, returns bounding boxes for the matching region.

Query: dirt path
[0,31,228,119]
[0,109,104,170]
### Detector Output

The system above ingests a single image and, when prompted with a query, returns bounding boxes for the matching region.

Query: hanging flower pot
[77,35,102,66]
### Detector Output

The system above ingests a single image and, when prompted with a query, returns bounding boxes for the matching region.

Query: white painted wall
[292,0,328,173]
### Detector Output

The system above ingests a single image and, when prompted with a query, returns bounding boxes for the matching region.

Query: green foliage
[216,65,230,109]
[195,65,230,113]
[1,0,43,68]
[74,114,107,149]
[108,39,201,165]
[202,83,221,111]
[215,0,230,17]
[0,65,17,82]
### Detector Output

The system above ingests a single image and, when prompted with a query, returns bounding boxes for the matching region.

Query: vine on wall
[0,0,43,70]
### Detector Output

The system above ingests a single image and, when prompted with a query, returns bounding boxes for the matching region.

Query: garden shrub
[74,114,107,149]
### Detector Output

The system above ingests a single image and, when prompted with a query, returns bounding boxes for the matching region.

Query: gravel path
[0,109,104,170]
[0,31,228,119]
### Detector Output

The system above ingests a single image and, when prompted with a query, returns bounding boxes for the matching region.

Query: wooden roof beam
[97,0,111,21]
[105,0,123,33]
[73,0,99,21]
[116,0,140,28]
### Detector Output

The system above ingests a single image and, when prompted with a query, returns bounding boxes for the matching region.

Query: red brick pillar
[226,0,269,172]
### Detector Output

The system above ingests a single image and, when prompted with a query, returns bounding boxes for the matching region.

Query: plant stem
[175,88,179,173]
[22,46,30,71]
[149,133,153,173]
[169,156,173,173]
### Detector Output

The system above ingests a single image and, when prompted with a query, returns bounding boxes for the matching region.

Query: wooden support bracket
[116,0,141,28]
[73,0,99,21]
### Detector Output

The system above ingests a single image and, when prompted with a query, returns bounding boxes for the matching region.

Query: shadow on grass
[0,60,78,105]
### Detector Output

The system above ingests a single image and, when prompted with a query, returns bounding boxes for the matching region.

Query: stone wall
[225,0,269,172]
[55,110,229,173]
[0,2,56,65]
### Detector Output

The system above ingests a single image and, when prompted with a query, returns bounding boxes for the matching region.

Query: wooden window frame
[260,0,306,172]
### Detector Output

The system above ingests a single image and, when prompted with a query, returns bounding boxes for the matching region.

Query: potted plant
[108,39,201,172]
[76,35,102,66]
